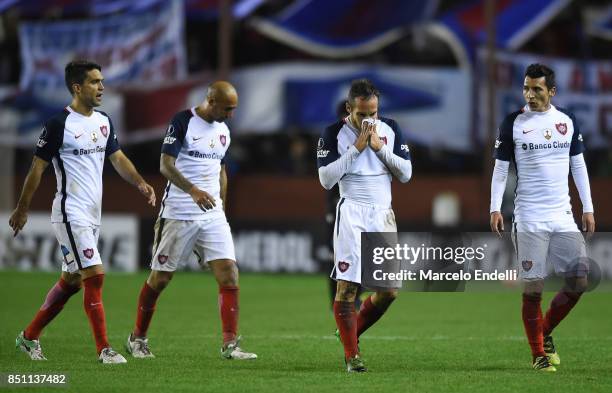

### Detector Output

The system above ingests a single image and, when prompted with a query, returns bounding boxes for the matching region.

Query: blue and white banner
[18,0,187,91]
[586,4,612,41]
[250,0,437,58]
[478,50,612,149]
[186,63,473,152]
[429,0,571,65]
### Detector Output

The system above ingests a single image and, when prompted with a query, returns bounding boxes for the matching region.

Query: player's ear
[345,102,351,115]
[72,83,81,95]
[549,86,556,97]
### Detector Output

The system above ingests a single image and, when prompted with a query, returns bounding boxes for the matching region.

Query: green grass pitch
[0,271,611,393]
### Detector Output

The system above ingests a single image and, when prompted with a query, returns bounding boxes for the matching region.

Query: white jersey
[317,117,411,207]
[159,107,230,221]
[34,106,120,226]
[494,104,585,222]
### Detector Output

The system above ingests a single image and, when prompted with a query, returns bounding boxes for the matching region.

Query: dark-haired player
[10,60,156,363]
[317,79,412,372]
[490,63,595,372]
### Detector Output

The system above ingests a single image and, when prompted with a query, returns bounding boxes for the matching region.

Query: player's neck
[531,103,552,113]
[194,105,214,123]
[69,100,94,117]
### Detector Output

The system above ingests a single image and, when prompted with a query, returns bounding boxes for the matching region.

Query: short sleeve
[105,116,121,157]
[317,122,342,168]
[34,118,64,162]
[493,113,517,161]
[569,113,586,156]
[161,111,190,158]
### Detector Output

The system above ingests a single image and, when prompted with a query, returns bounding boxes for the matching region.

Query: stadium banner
[0,213,139,272]
[18,0,186,91]
[430,0,571,63]
[477,50,612,149]
[361,232,612,291]
[188,63,473,152]
[249,0,436,58]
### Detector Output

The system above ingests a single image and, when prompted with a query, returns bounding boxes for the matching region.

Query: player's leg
[515,223,555,371]
[208,258,255,360]
[128,218,191,358]
[357,289,397,337]
[542,229,588,365]
[63,222,125,363]
[543,275,586,336]
[334,280,365,372]
[201,217,256,360]
[126,270,174,358]
[209,259,239,343]
[331,199,366,371]
[135,270,174,337]
[357,207,399,337]
[16,270,81,360]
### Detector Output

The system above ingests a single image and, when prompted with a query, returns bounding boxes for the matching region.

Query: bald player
[126,81,257,360]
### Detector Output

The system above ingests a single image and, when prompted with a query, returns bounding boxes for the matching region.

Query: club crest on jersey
[91,132,98,143]
[100,125,108,137]
[380,136,388,145]
[83,248,95,259]
[158,255,168,264]
[555,123,567,135]
[338,261,350,273]
[522,260,533,271]
[220,135,227,146]
[543,129,552,140]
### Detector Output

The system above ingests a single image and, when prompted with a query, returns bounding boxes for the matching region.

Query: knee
[335,282,359,302]
[214,261,239,287]
[148,271,173,291]
[566,277,588,294]
[61,272,82,289]
[375,290,397,306]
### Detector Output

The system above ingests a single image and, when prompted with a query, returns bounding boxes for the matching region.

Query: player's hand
[189,186,216,211]
[354,121,372,152]
[369,128,384,152]
[9,208,28,237]
[582,212,595,233]
[490,211,504,237]
[137,181,156,206]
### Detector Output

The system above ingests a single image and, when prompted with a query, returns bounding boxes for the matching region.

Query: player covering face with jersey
[317,79,412,372]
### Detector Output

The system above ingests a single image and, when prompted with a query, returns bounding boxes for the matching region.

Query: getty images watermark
[360,232,607,292]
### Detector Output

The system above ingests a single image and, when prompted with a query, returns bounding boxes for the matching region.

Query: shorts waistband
[341,197,391,210]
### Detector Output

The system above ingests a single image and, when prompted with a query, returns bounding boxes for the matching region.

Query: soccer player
[490,64,595,372]
[10,60,157,363]
[125,81,256,360]
[317,79,412,372]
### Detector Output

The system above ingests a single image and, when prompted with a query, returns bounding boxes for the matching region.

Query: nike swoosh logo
[522,129,535,134]
[89,302,102,307]
[75,133,84,138]
[193,136,203,141]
